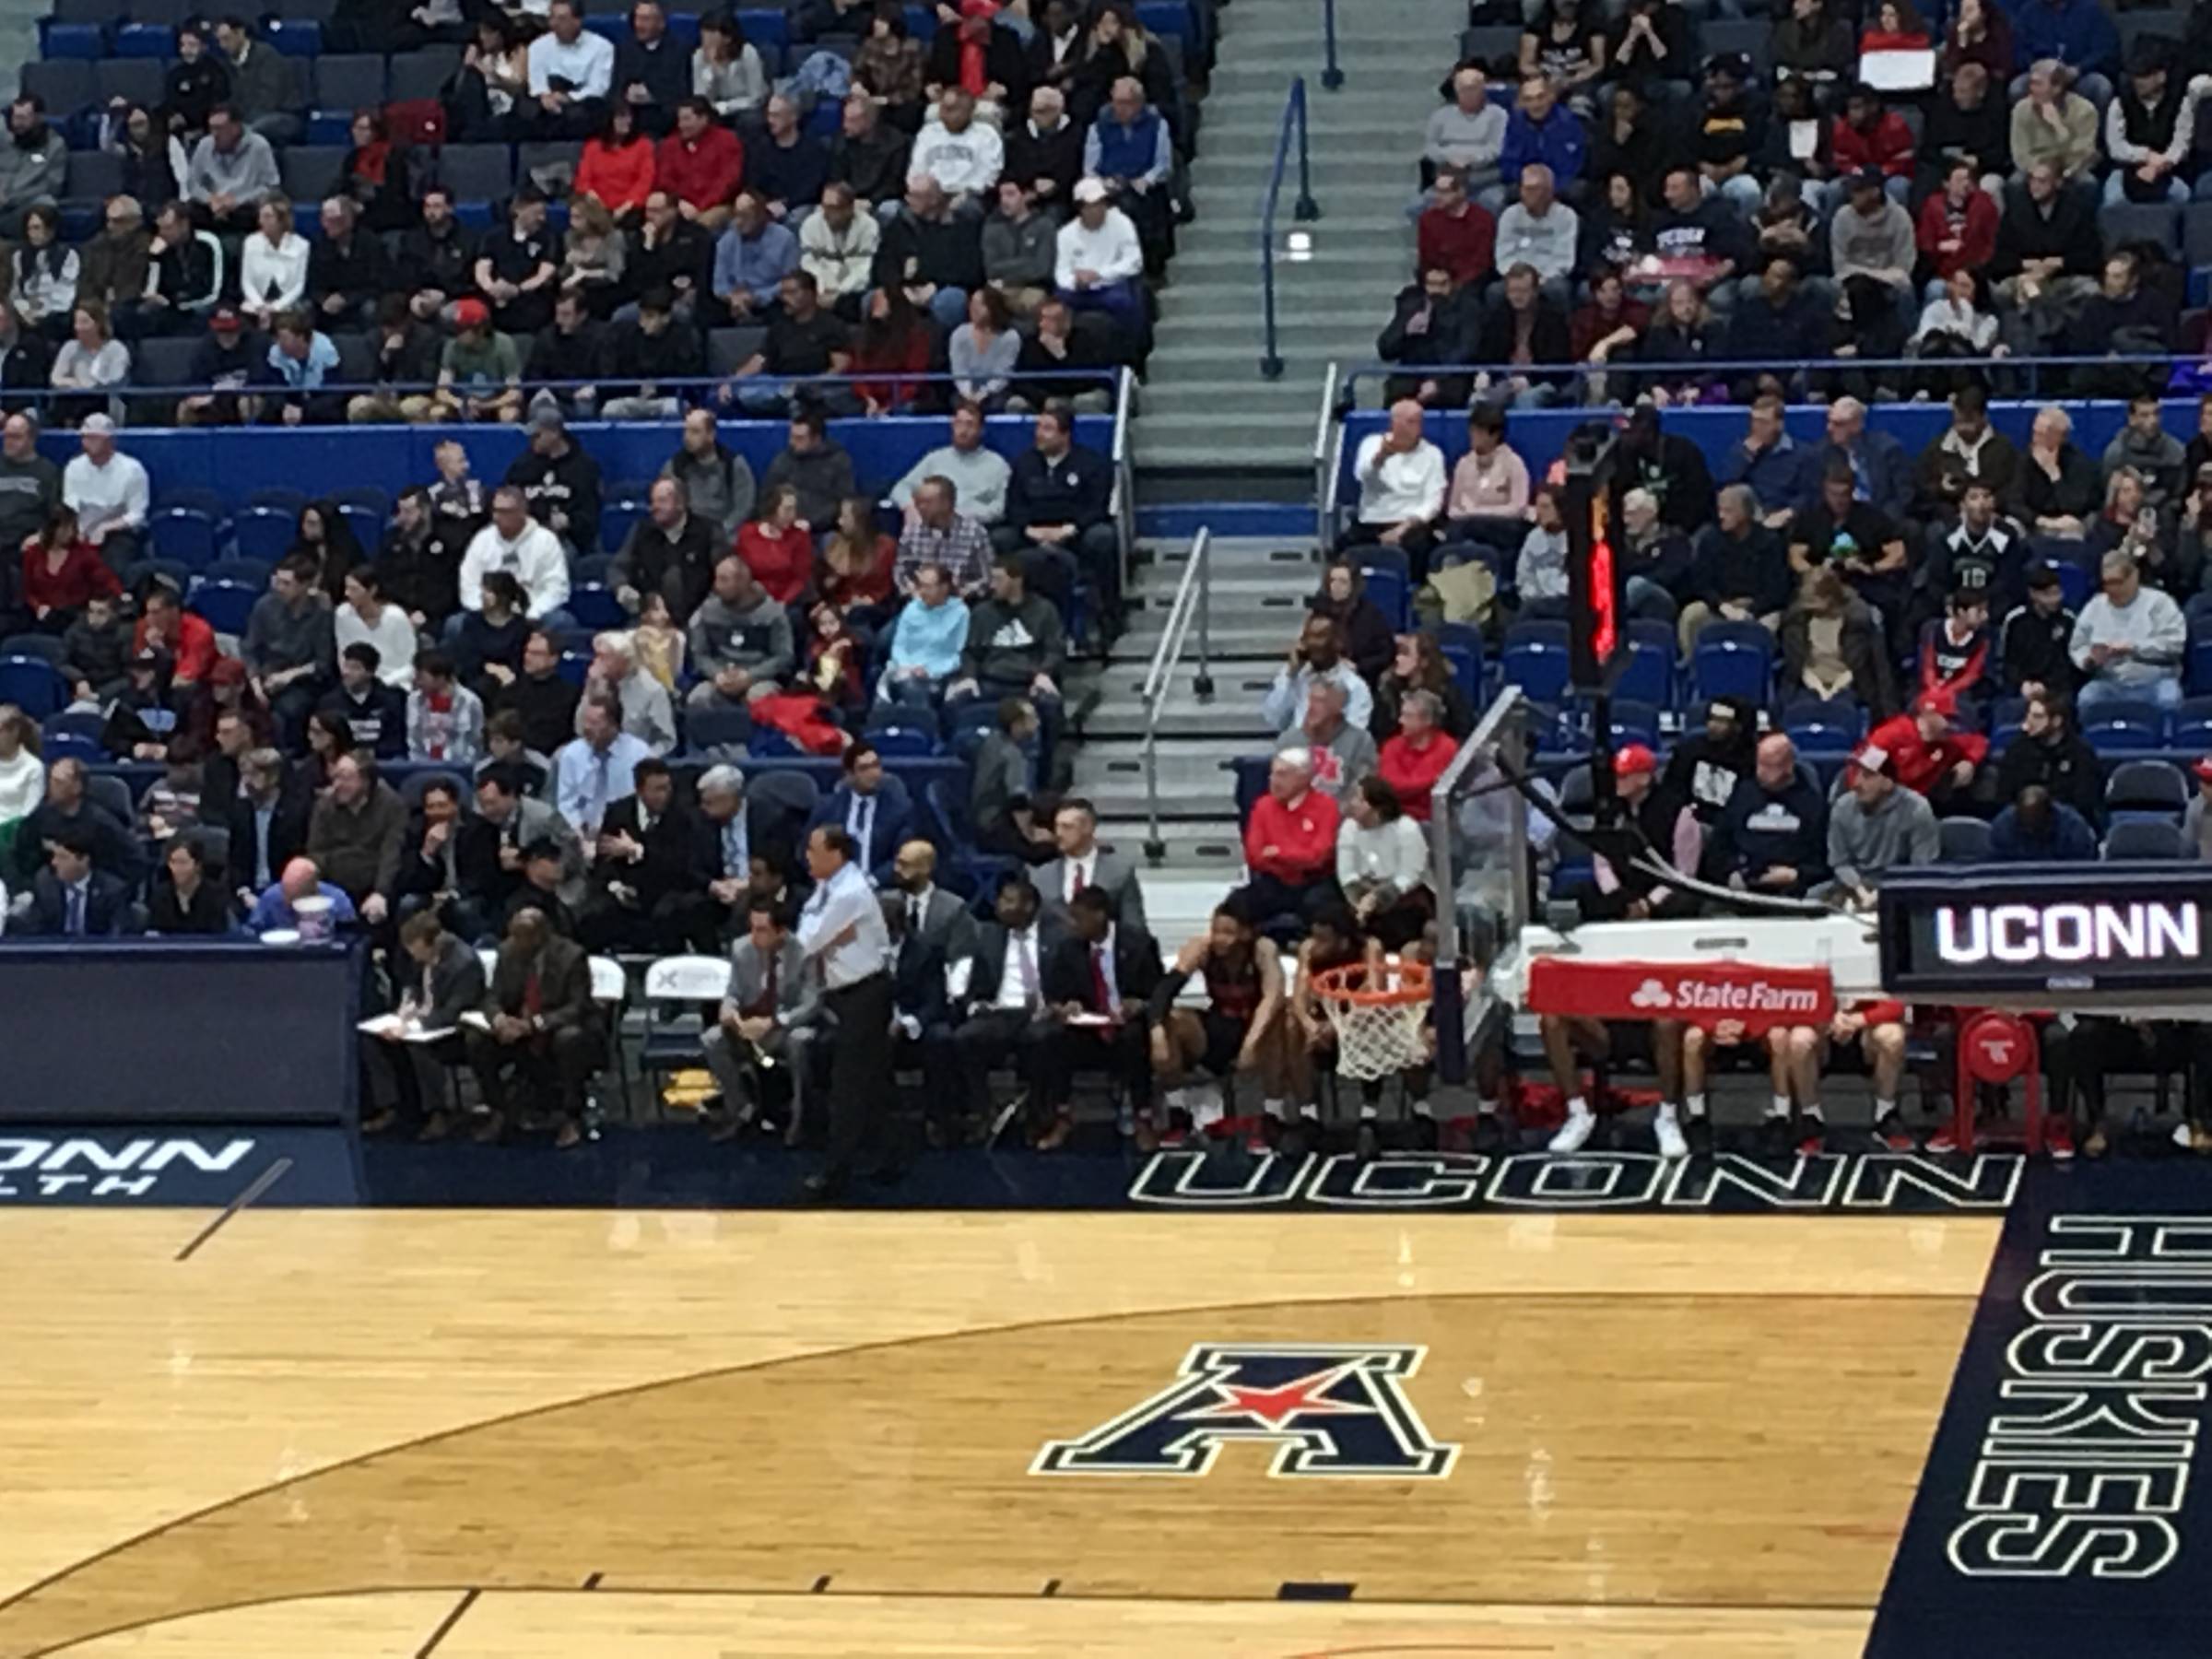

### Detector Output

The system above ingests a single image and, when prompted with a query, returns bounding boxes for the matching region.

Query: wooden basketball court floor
[0,1206,2003,1657]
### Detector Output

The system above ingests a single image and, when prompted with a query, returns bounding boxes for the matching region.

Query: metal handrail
[1309,358,1345,553]
[1321,0,1343,88]
[1110,363,1137,602]
[1339,352,2188,405]
[1429,688,1531,1084]
[1258,77,1321,382]
[1138,526,1214,865]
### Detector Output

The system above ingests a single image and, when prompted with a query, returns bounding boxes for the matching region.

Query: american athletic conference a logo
[1031,1343,1459,1478]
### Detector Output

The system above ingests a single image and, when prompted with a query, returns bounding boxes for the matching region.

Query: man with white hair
[576,629,677,753]
[695,762,777,943]
[1425,66,1506,194]
[2071,547,2187,711]
[1491,162,1577,308]
[60,414,147,569]
[1054,177,1144,328]
[1343,398,1447,578]
[1086,76,1173,275]
[1241,748,1342,922]
[1276,677,1375,803]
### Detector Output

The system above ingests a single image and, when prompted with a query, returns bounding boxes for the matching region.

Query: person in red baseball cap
[432,299,524,423]
[1858,685,1988,810]
[176,302,264,427]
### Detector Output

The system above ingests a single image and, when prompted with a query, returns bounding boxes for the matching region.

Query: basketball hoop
[1311,959,1433,1082]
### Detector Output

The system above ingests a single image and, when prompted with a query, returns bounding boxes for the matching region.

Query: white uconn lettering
[1936,904,2202,967]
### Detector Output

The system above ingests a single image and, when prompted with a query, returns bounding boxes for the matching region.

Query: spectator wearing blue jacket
[1817,395,1912,522]
[1988,784,2099,861]
[806,741,914,883]
[877,561,971,709]
[1720,393,1816,529]
[2009,0,2118,107]
[1492,76,1586,210]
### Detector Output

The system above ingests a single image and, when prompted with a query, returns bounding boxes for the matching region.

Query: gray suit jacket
[1036,848,1147,946]
[722,935,821,1041]
[905,885,979,968]
[411,935,489,1030]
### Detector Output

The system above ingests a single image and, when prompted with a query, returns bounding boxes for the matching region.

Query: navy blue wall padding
[38,414,1116,512]
[1335,398,2207,508]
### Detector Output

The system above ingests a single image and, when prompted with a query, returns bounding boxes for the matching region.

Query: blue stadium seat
[42,730,103,763]
[2081,699,2165,750]
[565,583,627,629]
[2106,758,2189,820]
[941,700,998,759]
[1939,817,1992,864]
[1691,621,1773,705]
[198,557,273,590]
[148,506,219,569]
[230,506,296,563]
[1989,694,2029,750]
[599,499,647,553]
[1783,695,1863,757]
[112,21,173,56]
[557,648,592,687]
[91,58,163,109]
[737,6,790,45]
[684,705,753,754]
[865,721,937,758]
[2100,201,2181,260]
[2171,693,2212,753]
[1359,565,1410,630]
[0,634,65,665]
[0,654,65,716]
[1611,636,1673,707]
[2104,818,2189,860]
[266,17,324,55]
[187,582,259,637]
[38,21,106,61]
[1498,619,1571,704]
[21,60,96,116]
[1606,699,1660,748]
[335,502,382,551]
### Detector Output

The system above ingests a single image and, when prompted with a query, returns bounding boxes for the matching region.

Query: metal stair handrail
[1138,526,1215,865]
[1258,77,1321,381]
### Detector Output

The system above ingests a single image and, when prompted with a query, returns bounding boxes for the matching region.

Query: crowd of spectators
[0,0,1199,429]
[1391,6,2212,411]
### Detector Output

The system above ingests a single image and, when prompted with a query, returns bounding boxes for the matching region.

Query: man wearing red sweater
[655,98,745,231]
[1914,159,1999,287]
[1830,87,1915,189]
[1416,167,1496,288]
[135,583,220,688]
[1242,748,1340,921]
[1861,687,1988,810]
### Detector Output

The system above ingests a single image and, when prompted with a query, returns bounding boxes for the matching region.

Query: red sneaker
[2043,1119,2076,1162]
[1924,1127,1960,1155]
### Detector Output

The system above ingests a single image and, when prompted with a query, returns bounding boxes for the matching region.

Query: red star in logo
[1187,1363,1375,1430]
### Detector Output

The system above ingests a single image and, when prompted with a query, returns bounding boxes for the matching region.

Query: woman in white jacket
[238,194,310,329]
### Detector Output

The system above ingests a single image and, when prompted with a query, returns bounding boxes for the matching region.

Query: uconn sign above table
[1879,869,2212,1001]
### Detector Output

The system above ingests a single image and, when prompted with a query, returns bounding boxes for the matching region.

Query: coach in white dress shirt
[796,822,895,1200]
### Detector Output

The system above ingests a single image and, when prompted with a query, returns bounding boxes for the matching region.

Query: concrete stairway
[1132,0,1461,479]
[1069,534,1319,886]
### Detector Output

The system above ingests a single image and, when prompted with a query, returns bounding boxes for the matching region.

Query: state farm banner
[1524,957,1836,1033]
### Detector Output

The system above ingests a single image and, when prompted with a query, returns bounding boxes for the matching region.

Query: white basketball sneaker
[1548,1100,1596,1155]
[1653,1101,1688,1162]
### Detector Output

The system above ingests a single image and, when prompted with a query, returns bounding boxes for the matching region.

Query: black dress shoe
[797,1172,844,1204]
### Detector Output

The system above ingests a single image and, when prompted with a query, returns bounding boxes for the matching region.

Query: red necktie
[1091,945,1112,1017]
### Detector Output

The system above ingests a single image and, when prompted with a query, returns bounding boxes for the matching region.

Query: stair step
[1096,818,1249,869]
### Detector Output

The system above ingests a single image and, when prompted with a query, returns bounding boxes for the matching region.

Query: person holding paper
[361,910,487,1140]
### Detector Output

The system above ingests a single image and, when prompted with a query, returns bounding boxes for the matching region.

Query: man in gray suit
[892,838,978,986]
[1035,796,1147,947]
[702,896,823,1142]
[363,909,489,1139]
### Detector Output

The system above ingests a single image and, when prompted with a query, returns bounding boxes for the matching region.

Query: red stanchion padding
[1523,957,1836,1035]
[1951,1009,2044,1156]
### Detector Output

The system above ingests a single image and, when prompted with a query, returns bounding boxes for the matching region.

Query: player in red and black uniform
[1149,896,1289,1142]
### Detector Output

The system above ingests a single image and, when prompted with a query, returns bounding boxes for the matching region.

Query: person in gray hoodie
[659,406,757,541]
[953,553,1065,772]
[185,106,281,233]
[1823,747,1939,908]
[980,180,1057,309]
[0,97,67,239]
[686,554,794,712]
[0,411,59,573]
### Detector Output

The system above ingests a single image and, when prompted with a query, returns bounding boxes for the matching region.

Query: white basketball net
[1316,962,1431,1082]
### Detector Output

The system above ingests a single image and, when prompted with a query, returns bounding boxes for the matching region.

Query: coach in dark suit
[18,827,139,936]
[1034,884,1161,1150]
[805,742,914,886]
[1035,796,1147,947]
[362,909,489,1138]
[225,747,312,903]
[891,838,979,967]
[579,756,707,954]
[465,906,605,1148]
[948,871,1053,1135]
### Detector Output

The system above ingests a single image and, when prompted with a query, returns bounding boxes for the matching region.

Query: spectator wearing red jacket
[575,104,659,223]
[135,585,220,688]
[655,98,746,230]
[1827,85,1915,208]
[1242,747,1342,921]
[1376,689,1455,821]
[20,507,121,628]
[1914,159,1999,288]
[1860,687,1989,810]
[1416,167,1497,288]
[736,484,815,605]
[1916,587,1993,710]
